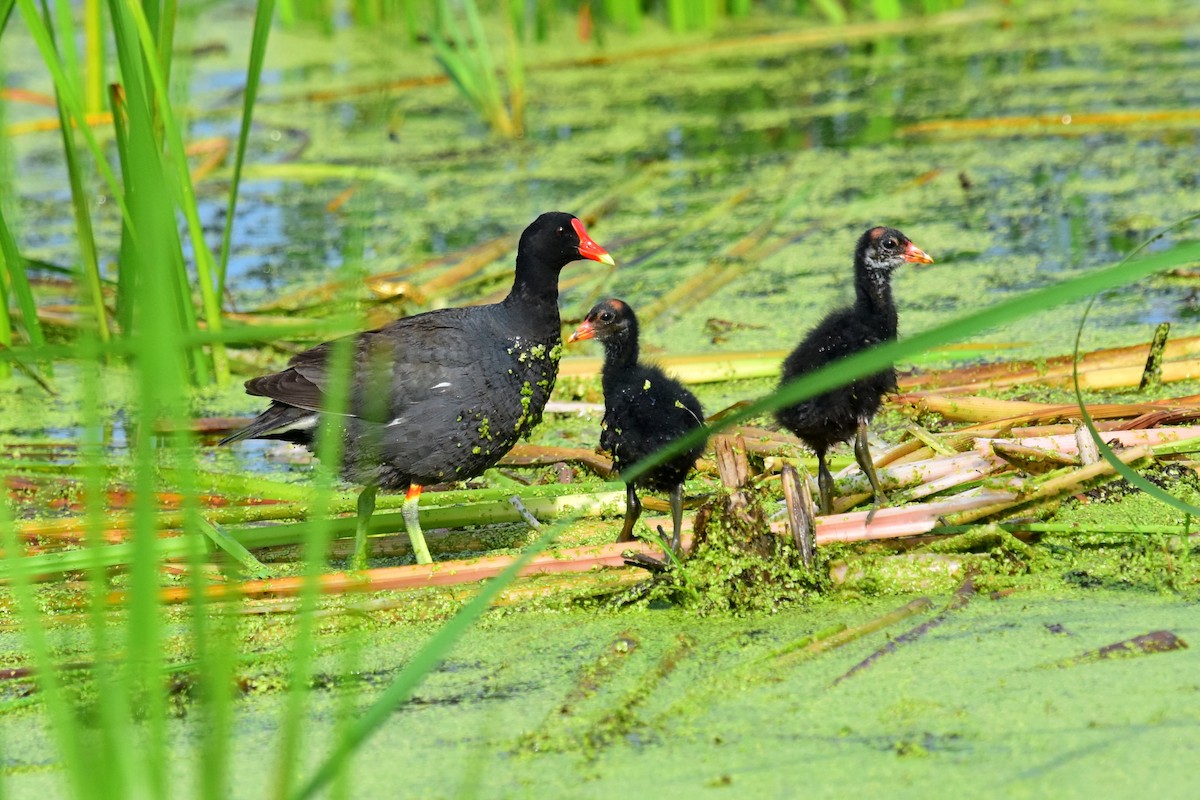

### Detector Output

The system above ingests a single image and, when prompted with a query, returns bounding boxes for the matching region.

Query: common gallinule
[569,299,706,552]
[775,226,933,516]
[221,212,615,567]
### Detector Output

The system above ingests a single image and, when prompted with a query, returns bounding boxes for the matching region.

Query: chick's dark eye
[883,238,898,250]
[556,226,565,235]
[601,312,614,322]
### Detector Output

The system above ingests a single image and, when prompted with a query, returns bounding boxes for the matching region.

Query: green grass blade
[870,0,904,21]
[271,335,356,800]
[0,205,20,378]
[43,2,108,343]
[809,0,848,24]
[0,491,92,799]
[461,0,503,116]
[83,0,104,113]
[49,0,82,100]
[78,339,134,798]
[118,0,230,384]
[217,0,276,302]
[15,0,135,232]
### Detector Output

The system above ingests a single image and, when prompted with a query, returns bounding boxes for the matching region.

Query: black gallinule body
[775,226,933,516]
[569,299,705,552]
[221,212,615,566]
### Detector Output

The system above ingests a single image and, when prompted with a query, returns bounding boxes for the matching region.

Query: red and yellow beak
[567,319,595,344]
[572,218,616,266]
[904,241,934,265]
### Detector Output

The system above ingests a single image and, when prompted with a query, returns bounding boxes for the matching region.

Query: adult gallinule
[569,299,706,552]
[221,212,615,567]
[775,226,933,516]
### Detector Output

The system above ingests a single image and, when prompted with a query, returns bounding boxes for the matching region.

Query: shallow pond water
[5,0,1200,366]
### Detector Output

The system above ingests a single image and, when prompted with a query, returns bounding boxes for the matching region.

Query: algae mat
[4,589,1195,797]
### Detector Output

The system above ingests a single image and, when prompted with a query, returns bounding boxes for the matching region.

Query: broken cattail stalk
[990,441,1080,474]
[805,491,1019,545]
[781,464,815,568]
[1139,322,1171,391]
[904,423,957,456]
[972,426,1200,458]
[939,445,1153,527]
[835,450,1004,499]
[1074,423,1102,465]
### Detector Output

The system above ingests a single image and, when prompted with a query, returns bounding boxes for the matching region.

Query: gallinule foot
[775,226,933,517]
[221,212,615,567]
[569,299,706,553]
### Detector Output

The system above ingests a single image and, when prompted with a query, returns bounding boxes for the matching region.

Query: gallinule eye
[569,299,706,553]
[221,212,615,567]
[775,226,933,517]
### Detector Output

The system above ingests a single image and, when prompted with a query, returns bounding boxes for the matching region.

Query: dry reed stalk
[972,426,1200,458]
[15,502,309,542]
[145,536,692,604]
[872,437,931,468]
[781,464,815,568]
[558,350,788,384]
[939,445,1153,527]
[1047,359,1200,391]
[904,423,956,456]
[902,453,1009,501]
[1139,322,1171,391]
[835,451,1005,498]
[900,335,1200,394]
[801,491,1018,546]
[989,441,1080,474]
[188,136,230,183]
[500,444,614,476]
[406,236,514,298]
[234,570,647,615]
[901,109,1200,139]
[1075,424,1102,465]
[895,392,1200,426]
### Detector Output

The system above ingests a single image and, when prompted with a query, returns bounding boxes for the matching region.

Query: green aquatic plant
[430,0,525,137]
[3,0,274,387]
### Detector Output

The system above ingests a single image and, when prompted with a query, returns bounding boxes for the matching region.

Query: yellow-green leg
[855,418,889,522]
[403,484,433,565]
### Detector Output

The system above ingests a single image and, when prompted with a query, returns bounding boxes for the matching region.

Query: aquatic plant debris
[831,573,977,686]
[1046,631,1189,669]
